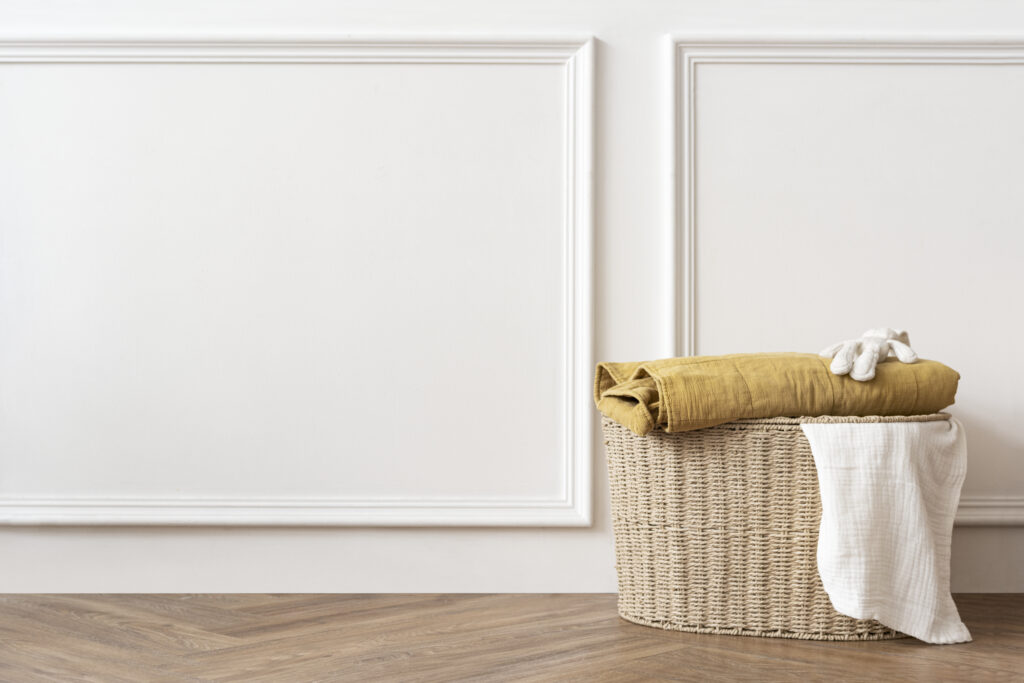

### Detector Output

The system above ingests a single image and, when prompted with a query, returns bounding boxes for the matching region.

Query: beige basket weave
[604,413,949,641]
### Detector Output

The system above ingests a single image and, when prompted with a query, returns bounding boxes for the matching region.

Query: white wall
[0,0,1022,592]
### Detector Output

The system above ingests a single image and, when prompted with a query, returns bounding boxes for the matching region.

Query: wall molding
[0,496,591,527]
[669,35,1024,358]
[0,36,594,527]
[955,496,1024,526]
[669,35,1024,526]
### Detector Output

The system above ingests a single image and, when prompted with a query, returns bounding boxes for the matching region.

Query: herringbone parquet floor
[0,594,1020,682]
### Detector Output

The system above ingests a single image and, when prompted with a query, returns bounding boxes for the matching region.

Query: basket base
[617,610,906,641]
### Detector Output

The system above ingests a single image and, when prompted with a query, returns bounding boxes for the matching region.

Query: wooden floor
[0,594,1021,682]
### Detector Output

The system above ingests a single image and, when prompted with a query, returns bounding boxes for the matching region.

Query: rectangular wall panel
[672,37,1024,525]
[0,38,593,525]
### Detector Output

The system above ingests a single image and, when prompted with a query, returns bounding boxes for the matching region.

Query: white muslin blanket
[801,418,971,644]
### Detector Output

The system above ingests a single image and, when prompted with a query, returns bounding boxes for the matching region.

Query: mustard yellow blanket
[595,353,959,435]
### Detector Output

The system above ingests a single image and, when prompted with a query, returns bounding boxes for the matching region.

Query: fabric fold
[596,353,959,435]
[801,418,971,644]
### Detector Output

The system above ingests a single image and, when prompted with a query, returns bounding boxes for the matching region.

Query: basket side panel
[603,417,901,640]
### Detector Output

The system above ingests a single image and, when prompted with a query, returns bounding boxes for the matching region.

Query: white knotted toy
[819,328,918,381]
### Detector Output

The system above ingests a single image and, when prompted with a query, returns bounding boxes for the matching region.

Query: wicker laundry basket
[604,413,948,641]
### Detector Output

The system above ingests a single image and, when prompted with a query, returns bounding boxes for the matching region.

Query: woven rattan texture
[603,415,947,640]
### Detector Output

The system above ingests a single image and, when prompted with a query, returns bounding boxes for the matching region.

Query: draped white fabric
[802,419,971,644]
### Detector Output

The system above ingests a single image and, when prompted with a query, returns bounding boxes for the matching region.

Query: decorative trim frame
[0,36,594,527]
[669,35,1024,526]
[953,496,1024,527]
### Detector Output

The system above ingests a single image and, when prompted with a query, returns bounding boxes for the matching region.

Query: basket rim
[600,413,951,433]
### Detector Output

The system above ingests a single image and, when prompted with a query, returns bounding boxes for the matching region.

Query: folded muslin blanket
[802,417,971,644]
[595,353,959,435]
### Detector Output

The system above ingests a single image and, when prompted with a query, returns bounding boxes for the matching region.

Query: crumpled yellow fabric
[595,353,959,435]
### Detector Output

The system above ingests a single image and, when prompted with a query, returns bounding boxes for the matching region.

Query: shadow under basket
[603,414,948,641]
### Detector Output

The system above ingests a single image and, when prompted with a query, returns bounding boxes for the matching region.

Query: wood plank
[0,594,1019,681]
[0,595,242,654]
